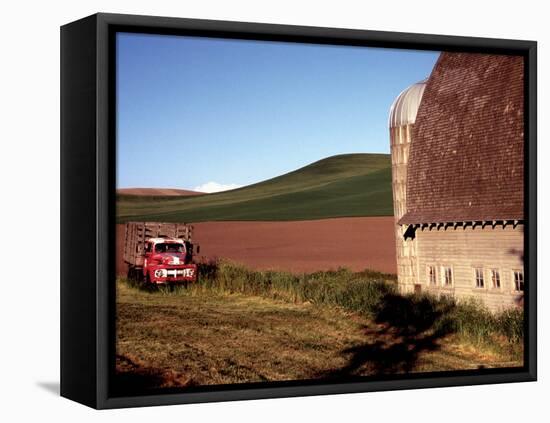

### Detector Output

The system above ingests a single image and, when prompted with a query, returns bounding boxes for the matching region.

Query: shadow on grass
[320,293,456,377]
[126,277,194,293]
[113,355,195,395]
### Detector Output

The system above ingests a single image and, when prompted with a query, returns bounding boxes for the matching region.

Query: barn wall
[400,224,524,312]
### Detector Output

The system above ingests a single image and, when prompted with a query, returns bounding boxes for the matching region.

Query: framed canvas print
[60,13,537,409]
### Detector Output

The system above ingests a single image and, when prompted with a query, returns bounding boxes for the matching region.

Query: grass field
[115,263,523,392]
[116,153,392,222]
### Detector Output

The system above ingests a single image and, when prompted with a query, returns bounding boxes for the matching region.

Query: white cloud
[193,181,243,193]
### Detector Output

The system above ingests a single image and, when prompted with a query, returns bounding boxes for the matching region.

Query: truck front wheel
[143,272,158,291]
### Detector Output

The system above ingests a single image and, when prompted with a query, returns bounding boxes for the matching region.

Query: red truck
[123,222,199,284]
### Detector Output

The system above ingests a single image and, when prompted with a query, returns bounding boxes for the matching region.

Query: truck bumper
[150,264,198,283]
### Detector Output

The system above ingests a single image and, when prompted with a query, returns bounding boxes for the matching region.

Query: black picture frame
[60,12,537,409]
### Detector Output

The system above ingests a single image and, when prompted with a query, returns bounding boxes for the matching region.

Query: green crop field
[116,153,393,222]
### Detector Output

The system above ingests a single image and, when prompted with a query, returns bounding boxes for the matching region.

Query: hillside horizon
[117,187,204,196]
[116,153,394,223]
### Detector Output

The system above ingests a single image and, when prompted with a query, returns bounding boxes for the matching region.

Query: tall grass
[189,261,396,311]
[124,260,523,356]
[451,300,524,346]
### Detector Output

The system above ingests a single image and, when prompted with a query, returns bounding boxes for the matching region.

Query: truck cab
[143,237,197,284]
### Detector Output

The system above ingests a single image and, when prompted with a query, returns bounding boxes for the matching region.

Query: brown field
[115,281,521,392]
[116,216,397,277]
[117,187,203,196]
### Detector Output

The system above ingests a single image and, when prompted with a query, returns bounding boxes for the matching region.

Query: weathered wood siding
[400,224,524,311]
[391,124,419,288]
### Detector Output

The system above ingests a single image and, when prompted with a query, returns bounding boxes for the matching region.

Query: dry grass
[116,279,522,392]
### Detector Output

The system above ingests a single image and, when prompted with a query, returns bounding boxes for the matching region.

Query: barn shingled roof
[399,52,524,225]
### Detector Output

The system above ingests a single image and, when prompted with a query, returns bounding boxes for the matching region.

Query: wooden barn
[389,52,524,311]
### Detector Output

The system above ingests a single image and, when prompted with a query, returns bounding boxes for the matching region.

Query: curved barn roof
[400,53,524,225]
[388,79,427,128]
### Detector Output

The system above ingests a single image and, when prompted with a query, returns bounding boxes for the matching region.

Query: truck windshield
[155,243,185,253]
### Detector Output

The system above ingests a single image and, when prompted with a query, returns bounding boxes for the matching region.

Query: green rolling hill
[116,153,393,222]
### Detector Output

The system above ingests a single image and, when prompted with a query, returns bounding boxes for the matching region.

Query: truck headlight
[154,269,167,278]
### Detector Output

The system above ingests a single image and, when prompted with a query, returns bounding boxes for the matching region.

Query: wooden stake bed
[123,222,193,267]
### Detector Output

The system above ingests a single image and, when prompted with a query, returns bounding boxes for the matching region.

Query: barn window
[441,266,453,286]
[491,269,501,288]
[427,265,436,285]
[474,267,485,288]
[514,270,524,291]
[474,268,484,288]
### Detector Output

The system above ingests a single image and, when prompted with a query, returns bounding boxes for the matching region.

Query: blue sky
[116,33,439,191]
